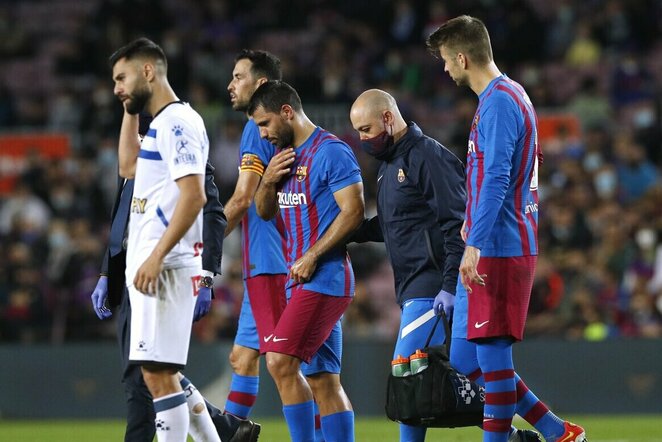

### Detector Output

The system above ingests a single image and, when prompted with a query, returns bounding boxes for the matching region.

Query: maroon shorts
[467,255,536,342]
[246,274,287,353]
[263,288,352,363]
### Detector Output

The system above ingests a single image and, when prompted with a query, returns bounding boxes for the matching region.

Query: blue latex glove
[91,276,112,320]
[193,286,212,322]
[433,289,455,318]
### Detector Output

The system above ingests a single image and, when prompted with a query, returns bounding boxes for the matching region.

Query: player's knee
[229,346,259,374]
[228,349,241,371]
[265,352,298,379]
[307,373,340,397]
[140,365,179,396]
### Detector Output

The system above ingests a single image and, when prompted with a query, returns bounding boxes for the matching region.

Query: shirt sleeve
[467,91,520,249]
[411,140,466,294]
[318,141,362,193]
[202,162,226,275]
[238,121,274,176]
[158,116,206,181]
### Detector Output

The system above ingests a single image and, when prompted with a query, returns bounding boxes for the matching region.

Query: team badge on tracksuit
[397,168,405,183]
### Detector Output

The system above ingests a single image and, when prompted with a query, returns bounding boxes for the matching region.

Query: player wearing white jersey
[126,102,208,367]
[110,38,215,442]
[126,104,207,282]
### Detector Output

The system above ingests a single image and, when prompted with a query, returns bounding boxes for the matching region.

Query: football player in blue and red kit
[427,15,587,442]
[223,49,286,423]
[225,50,327,441]
[251,80,364,442]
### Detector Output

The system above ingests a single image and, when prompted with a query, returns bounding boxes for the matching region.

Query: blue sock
[399,423,426,442]
[225,373,259,419]
[477,339,516,442]
[283,401,315,442]
[514,374,565,440]
[321,410,354,442]
[313,401,324,442]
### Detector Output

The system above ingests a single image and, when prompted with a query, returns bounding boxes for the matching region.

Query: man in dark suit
[90,115,260,442]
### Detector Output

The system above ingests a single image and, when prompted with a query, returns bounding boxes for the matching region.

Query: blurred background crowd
[0,0,661,344]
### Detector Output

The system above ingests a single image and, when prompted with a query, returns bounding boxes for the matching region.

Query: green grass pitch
[0,415,660,441]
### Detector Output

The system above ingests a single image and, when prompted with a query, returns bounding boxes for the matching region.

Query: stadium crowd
[0,0,661,344]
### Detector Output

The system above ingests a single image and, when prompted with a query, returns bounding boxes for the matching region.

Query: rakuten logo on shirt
[278,191,308,208]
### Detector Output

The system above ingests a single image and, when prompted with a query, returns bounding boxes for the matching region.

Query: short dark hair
[109,37,168,70]
[235,49,282,81]
[247,80,302,115]
[426,15,493,65]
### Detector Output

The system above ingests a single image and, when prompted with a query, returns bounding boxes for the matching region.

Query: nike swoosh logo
[263,334,273,343]
[377,175,384,182]
[559,431,575,442]
[272,337,288,342]
[403,300,414,308]
[474,320,489,329]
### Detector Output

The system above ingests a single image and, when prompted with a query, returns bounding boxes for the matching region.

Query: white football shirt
[126,101,208,280]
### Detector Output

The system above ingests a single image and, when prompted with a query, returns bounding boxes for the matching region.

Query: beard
[274,125,294,149]
[125,84,150,115]
[232,97,249,112]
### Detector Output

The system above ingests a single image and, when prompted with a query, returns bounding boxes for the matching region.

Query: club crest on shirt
[172,125,184,136]
[397,168,405,183]
[296,165,308,182]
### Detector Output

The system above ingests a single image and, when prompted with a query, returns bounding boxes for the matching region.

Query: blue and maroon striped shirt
[465,75,541,257]
[238,119,287,278]
[277,127,362,297]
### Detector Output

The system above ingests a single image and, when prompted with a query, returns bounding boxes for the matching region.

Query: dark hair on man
[108,37,168,70]
[247,80,302,115]
[426,15,493,66]
[235,49,282,81]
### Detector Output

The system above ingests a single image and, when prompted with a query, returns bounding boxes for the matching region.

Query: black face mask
[360,130,395,160]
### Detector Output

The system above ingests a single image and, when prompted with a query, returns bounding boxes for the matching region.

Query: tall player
[251,80,364,442]
[427,16,587,442]
[110,37,216,441]
[223,49,286,422]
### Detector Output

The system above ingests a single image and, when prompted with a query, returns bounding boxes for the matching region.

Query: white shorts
[128,266,200,368]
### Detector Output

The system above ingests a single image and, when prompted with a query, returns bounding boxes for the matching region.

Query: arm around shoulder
[348,215,383,243]
[202,163,226,275]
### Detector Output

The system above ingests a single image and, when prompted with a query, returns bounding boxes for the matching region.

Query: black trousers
[117,288,239,441]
